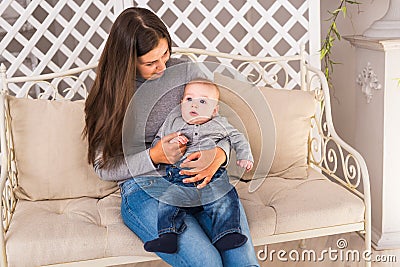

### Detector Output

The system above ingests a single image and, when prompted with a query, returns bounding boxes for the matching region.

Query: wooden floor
[118,232,400,267]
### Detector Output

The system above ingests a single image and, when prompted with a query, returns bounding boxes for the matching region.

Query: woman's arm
[94,132,186,181]
[93,149,157,181]
[215,138,231,167]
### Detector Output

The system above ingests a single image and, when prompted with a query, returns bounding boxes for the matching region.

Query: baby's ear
[213,104,219,116]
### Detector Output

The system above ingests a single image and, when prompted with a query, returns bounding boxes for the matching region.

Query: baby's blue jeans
[157,166,242,245]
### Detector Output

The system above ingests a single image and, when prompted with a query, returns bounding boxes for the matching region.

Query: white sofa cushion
[6,169,365,266]
[214,73,316,180]
[214,72,276,184]
[8,96,118,200]
[6,198,109,266]
[259,87,316,179]
[252,168,365,235]
[5,193,152,267]
[235,183,277,241]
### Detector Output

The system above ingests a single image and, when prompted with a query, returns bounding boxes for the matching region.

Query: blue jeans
[120,177,259,267]
[158,166,241,244]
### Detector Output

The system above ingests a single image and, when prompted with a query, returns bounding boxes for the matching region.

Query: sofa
[0,47,371,266]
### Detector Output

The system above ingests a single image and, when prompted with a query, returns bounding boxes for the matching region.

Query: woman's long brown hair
[84,7,171,167]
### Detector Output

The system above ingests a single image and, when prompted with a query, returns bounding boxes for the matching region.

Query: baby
[144,78,253,254]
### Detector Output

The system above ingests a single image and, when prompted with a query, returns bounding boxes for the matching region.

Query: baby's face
[181,82,219,125]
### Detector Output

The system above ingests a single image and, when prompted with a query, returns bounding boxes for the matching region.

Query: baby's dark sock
[144,233,178,254]
[214,233,248,251]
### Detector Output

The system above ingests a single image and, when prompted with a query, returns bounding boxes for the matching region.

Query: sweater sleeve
[93,149,158,181]
[217,117,254,162]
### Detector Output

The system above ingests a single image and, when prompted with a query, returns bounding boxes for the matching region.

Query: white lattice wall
[0,0,320,95]
[0,0,130,97]
[135,0,321,89]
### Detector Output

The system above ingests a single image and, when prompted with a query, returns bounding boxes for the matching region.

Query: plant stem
[321,0,360,89]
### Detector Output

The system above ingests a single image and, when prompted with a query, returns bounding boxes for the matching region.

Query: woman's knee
[163,215,223,267]
[170,243,222,267]
[120,188,160,242]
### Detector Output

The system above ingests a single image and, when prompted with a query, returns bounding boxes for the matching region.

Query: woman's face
[136,38,170,80]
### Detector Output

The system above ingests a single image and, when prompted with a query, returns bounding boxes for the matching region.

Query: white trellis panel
[0,0,321,95]
[134,0,321,89]
[0,0,130,97]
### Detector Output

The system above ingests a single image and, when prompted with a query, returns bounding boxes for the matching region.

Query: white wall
[320,0,389,145]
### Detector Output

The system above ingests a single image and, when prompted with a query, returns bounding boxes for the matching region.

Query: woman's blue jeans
[120,177,260,267]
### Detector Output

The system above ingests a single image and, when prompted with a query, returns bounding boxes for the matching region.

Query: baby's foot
[144,233,178,254]
[214,233,248,251]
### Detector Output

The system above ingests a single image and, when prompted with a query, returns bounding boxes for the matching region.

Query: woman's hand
[179,147,226,189]
[150,132,187,165]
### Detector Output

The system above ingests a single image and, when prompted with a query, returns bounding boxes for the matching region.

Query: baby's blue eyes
[185,97,206,104]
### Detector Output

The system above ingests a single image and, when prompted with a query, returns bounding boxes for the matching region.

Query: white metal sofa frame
[0,46,371,267]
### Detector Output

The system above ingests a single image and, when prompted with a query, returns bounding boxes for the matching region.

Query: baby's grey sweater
[93,58,230,182]
[153,108,253,162]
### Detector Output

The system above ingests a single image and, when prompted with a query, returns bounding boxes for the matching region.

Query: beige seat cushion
[253,168,365,234]
[214,73,315,180]
[6,168,365,266]
[6,198,108,267]
[8,96,118,200]
[6,190,273,267]
[5,193,151,267]
[235,182,276,242]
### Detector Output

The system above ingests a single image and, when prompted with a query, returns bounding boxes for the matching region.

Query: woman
[84,7,259,267]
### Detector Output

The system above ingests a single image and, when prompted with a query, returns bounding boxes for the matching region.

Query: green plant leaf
[332,8,341,15]
[341,6,347,18]
[320,48,328,59]
[332,23,341,40]
[321,0,360,90]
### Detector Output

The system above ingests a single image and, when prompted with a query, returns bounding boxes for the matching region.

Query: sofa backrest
[214,73,316,187]
[6,96,118,201]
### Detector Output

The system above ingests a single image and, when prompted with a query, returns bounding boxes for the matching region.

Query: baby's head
[181,78,220,125]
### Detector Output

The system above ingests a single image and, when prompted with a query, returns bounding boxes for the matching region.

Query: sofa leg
[365,234,372,267]
[299,239,306,249]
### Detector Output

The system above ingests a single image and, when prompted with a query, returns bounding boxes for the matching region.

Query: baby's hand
[237,159,253,172]
[169,134,189,145]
